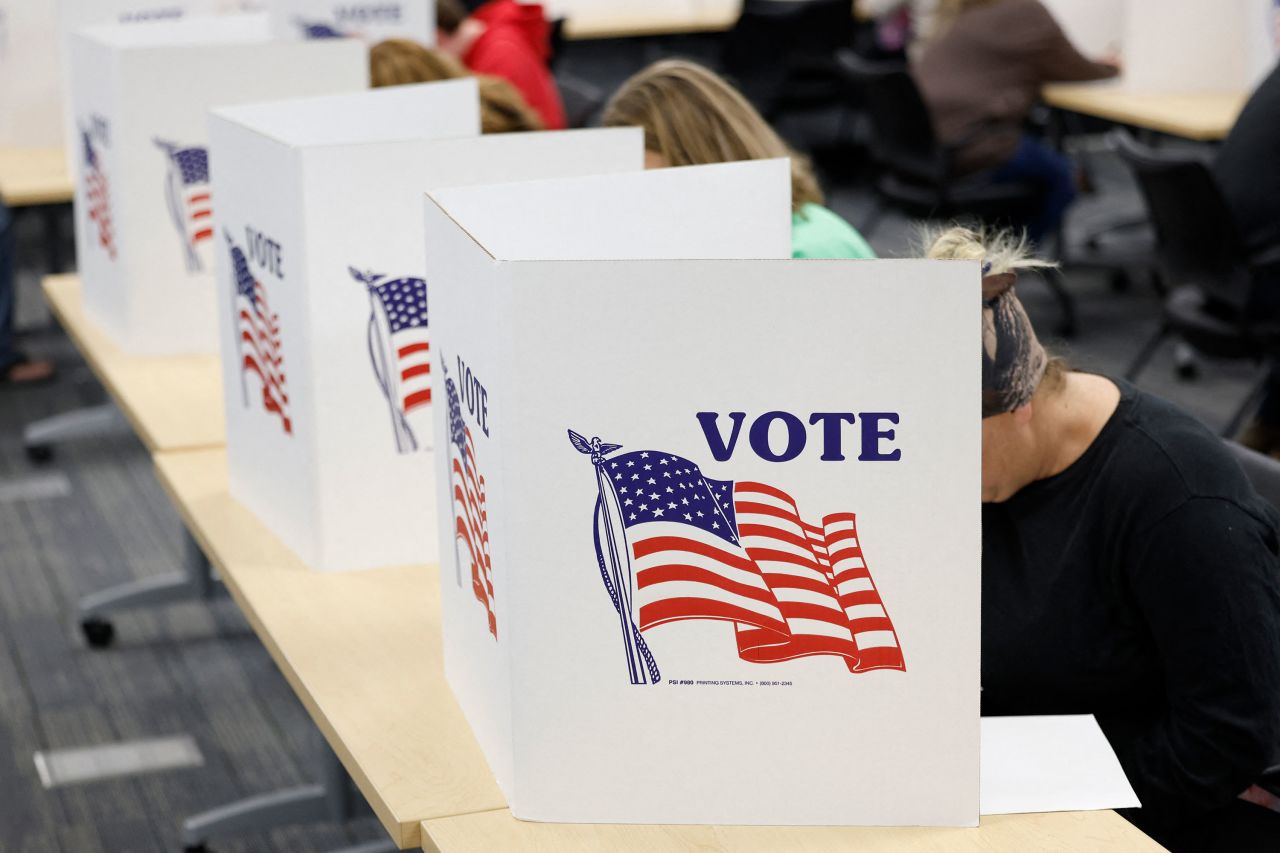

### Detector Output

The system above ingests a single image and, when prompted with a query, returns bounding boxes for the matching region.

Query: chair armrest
[1261,764,1280,798]
[1248,242,1280,271]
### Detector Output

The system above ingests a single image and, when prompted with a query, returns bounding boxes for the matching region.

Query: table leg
[22,402,129,463]
[180,745,356,852]
[78,530,223,648]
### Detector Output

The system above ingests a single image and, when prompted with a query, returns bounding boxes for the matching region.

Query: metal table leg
[181,745,356,852]
[78,530,223,648]
[23,402,130,463]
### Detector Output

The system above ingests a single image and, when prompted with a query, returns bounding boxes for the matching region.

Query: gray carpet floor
[0,38,1260,853]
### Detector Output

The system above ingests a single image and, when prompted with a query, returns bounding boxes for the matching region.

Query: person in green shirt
[603,60,876,261]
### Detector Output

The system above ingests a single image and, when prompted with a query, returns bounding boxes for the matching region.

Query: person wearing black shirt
[930,227,1280,851]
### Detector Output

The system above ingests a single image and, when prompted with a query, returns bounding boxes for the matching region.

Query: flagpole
[444,359,466,588]
[225,231,248,408]
[572,430,657,685]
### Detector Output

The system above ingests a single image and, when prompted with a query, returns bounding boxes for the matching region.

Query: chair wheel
[25,444,54,464]
[81,617,115,649]
[1176,360,1200,381]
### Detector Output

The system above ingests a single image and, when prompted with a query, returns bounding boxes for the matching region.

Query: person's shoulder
[791,204,876,260]
[1108,383,1275,524]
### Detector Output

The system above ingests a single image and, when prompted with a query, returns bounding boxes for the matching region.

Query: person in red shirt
[436,0,567,130]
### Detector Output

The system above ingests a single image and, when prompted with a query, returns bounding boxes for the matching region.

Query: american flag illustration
[351,269,430,453]
[446,361,494,637]
[571,431,905,684]
[294,17,347,38]
[226,232,292,436]
[156,140,213,272]
[81,128,116,261]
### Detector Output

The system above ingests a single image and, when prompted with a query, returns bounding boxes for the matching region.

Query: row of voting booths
[0,0,434,147]
[21,0,1167,831]
[53,5,986,826]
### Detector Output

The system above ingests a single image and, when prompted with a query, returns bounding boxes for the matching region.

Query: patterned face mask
[982,270,1047,419]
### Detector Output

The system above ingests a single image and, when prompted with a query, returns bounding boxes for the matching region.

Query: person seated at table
[914,0,1119,246]
[929,225,1280,851]
[602,60,876,260]
[369,39,545,134]
[1216,66,1280,457]
[0,200,54,386]
[435,0,566,130]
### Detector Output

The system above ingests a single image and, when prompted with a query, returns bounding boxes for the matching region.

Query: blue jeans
[0,200,17,372]
[989,135,1077,246]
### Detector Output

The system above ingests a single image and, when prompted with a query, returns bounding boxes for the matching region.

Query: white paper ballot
[981,715,1141,815]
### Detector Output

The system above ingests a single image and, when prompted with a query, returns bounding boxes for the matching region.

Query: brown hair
[436,0,467,34]
[602,59,823,213]
[369,39,545,134]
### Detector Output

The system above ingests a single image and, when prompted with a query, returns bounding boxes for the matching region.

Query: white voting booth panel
[0,0,259,146]
[1041,0,1123,58]
[424,161,982,826]
[1124,0,1278,93]
[267,0,433,42]
[68,15,366,355]
[210,81,643,573]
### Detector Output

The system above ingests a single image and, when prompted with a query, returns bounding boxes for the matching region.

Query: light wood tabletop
[43,274,225,453]
[1042,84,1247,142]
[563,1,739,40]
[421,806,1164,852]
[153,448,506,850]
[153,448,1163,852]
[0,145,74,207]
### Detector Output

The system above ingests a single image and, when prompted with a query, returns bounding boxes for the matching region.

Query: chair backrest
[837,51,942,183]
[722,0,854,108]
[1228,440,1280,514]
[1113,130,1251,310]
[548,17,566,72]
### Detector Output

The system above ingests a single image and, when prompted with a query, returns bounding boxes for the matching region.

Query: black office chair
[548,17,567,73]
[721,0,855,121]
[837,51,1078,337]
[1115,130,1280,437]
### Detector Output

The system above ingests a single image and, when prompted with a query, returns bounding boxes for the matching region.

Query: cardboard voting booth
[1124,0,1278,93]
[267,0,433,42]
[67,14,366,355]
[1041,0,1123,58]
[424,161,982,825]
[0,0,258,146]
[209,81,643,573]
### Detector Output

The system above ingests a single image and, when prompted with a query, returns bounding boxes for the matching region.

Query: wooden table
[1042,85,1247,142]
[152,454,1165,852]
[0,145,74,207]
[421,803,1164,851]
[154,448,506,850]
[43,274,224,452]
[562,1,739,40]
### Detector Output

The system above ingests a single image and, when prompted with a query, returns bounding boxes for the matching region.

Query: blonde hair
[602,59,823,213]
[924,225,1054,275]
[927,225,1068,393]
[369,39,545,134]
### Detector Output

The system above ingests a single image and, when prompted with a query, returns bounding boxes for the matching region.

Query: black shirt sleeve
[1121,497,1280,828]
